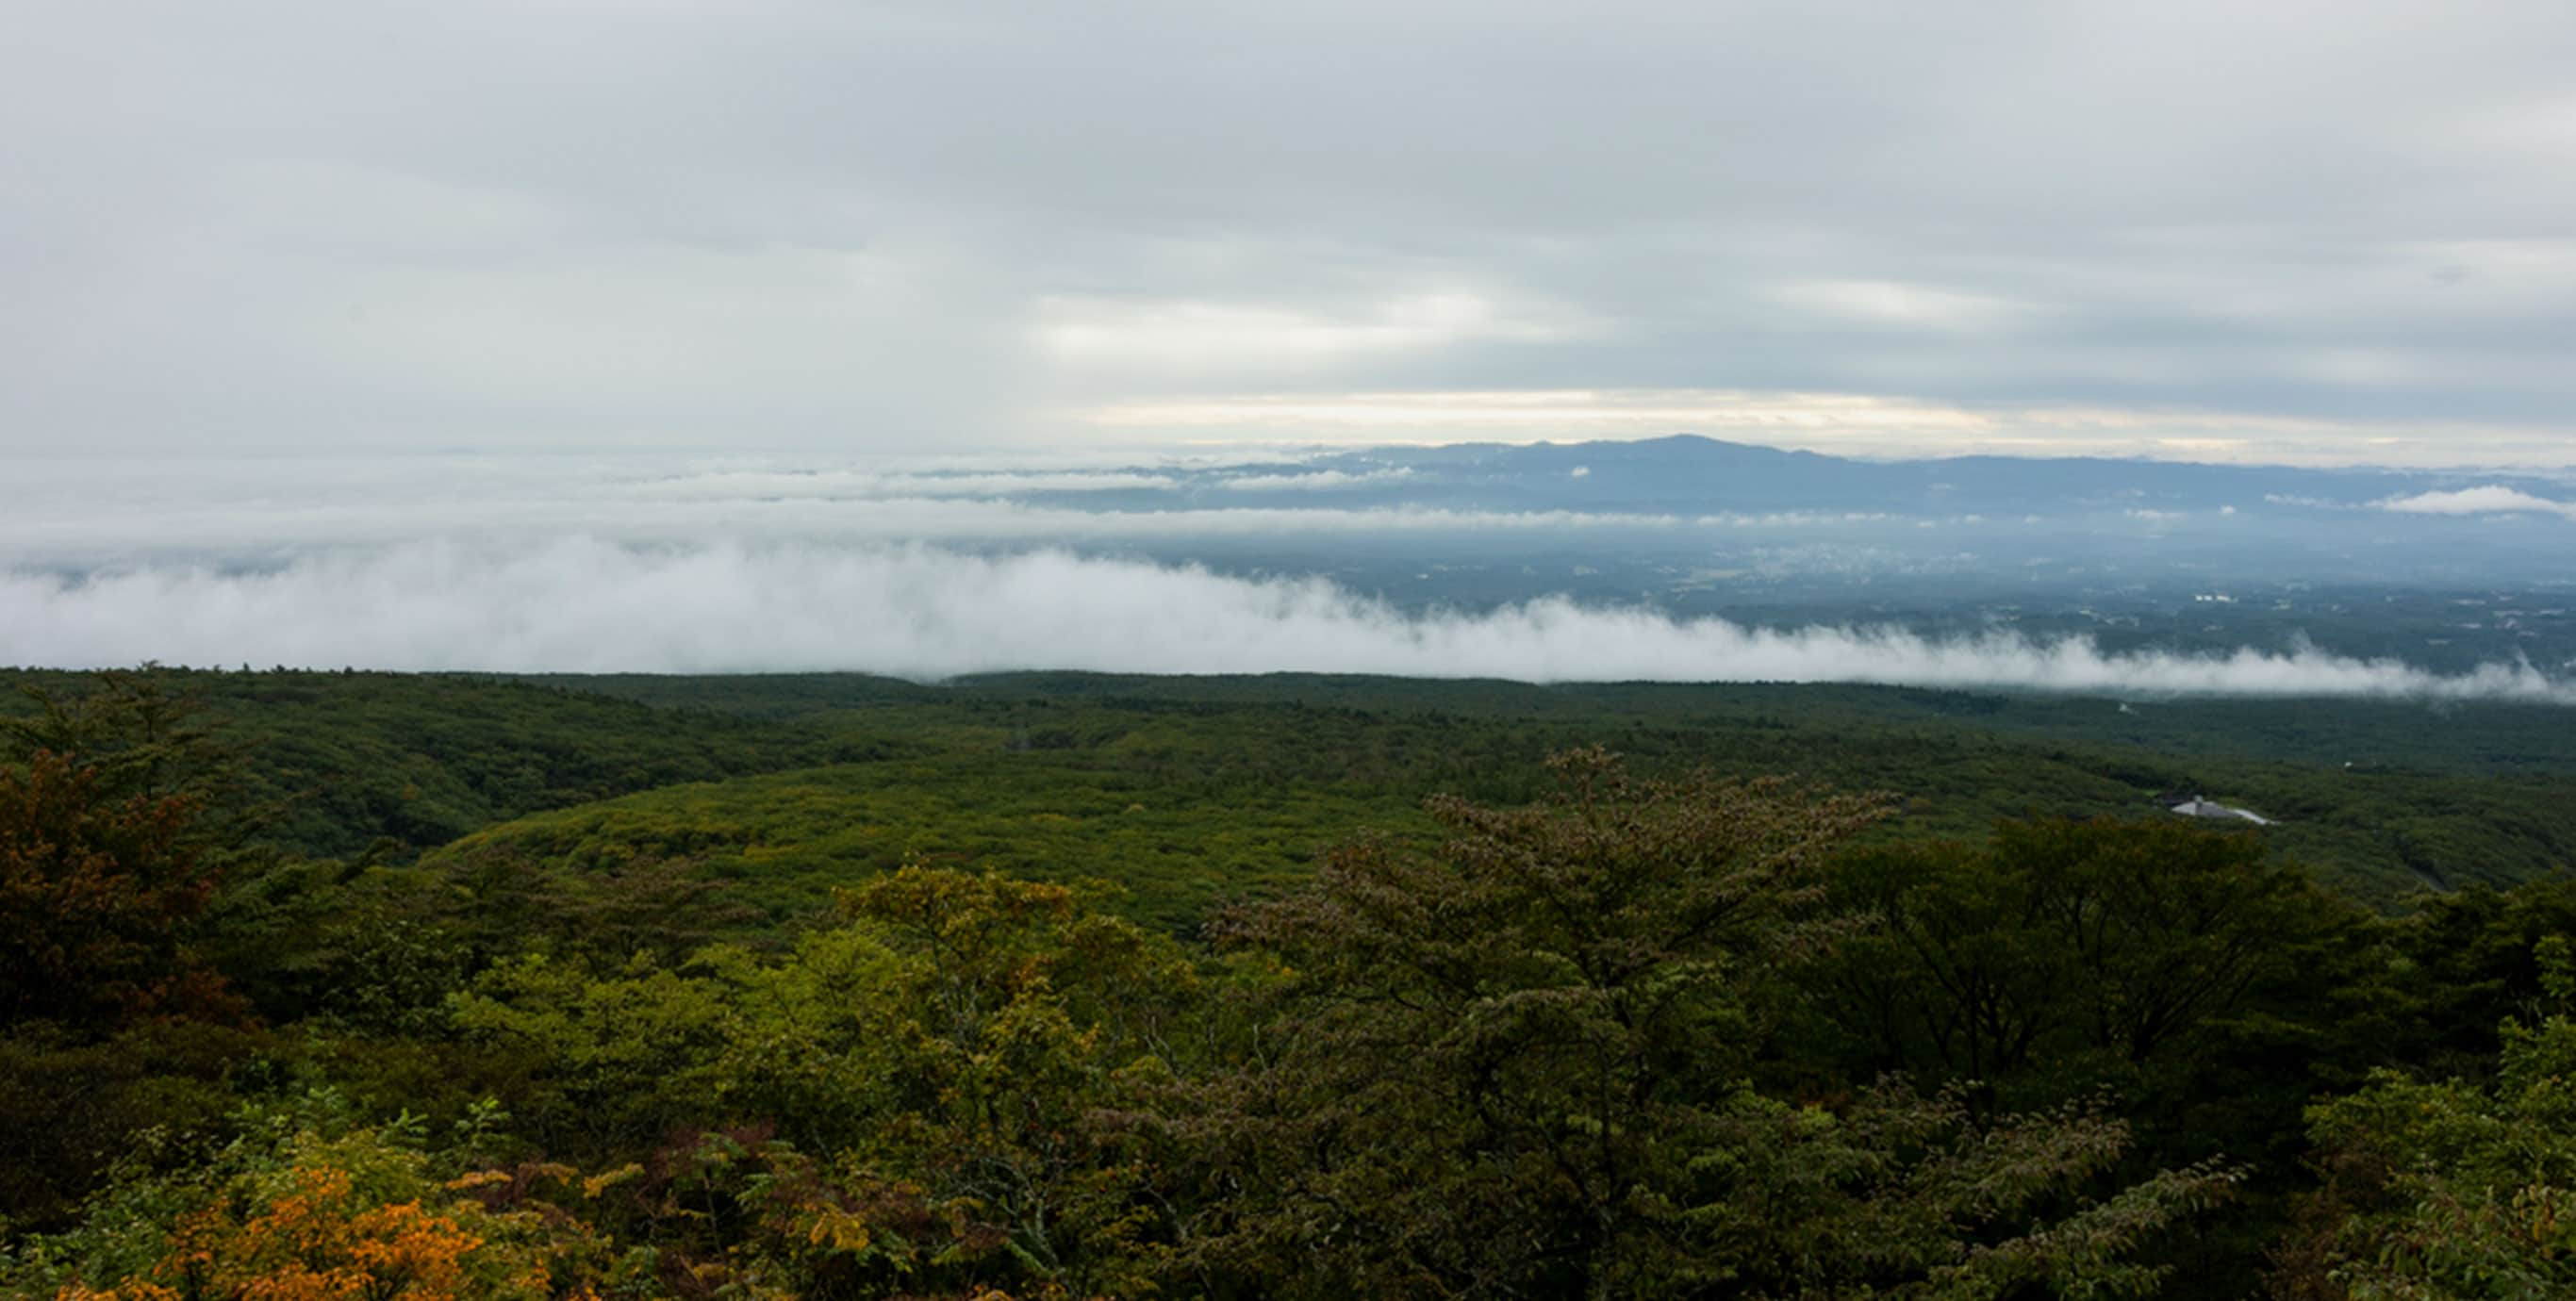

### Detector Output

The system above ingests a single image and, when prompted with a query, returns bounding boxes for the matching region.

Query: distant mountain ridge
[999,434,2572,519]
[1283,434,2549,516]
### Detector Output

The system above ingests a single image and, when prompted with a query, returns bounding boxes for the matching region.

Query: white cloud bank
[2375,486,2576,519]
[620,469,1184,501]
[6,541,2569,703]
[1214,469,1415,491]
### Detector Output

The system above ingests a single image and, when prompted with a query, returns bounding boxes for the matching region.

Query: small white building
[2164,795,2274,826]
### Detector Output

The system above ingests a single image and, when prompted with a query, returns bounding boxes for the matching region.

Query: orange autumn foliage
[57,1166,535,1301]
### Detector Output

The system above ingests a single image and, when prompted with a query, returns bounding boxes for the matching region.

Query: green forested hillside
[9,665,2571,908]
[500,672,2576,907]
[0,669,872,859]
[8,666,2576,1299]
[423,755,1432,937]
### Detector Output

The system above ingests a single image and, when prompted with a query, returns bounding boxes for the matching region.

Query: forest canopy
[3,667,2572,1299]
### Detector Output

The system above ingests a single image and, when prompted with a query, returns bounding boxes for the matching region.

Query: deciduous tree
[1186,749,2236,1298]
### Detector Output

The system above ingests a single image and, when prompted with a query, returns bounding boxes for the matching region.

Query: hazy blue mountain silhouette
[965,434,2576,526]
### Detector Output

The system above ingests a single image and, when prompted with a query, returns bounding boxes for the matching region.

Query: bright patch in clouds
[1770,279,2032,333]
[1084,389,1997,436]
[1214,469,1413,491]
[1034,292,1592,376]
[1077,389,2576,467]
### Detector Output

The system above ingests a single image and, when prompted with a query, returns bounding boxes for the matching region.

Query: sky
[8,0,2576,466]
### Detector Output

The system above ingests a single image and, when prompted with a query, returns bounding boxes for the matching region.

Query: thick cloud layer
[7,2,2574,462]
[7,541,2568,703]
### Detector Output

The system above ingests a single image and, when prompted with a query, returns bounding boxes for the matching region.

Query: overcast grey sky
[8,0,2573,465]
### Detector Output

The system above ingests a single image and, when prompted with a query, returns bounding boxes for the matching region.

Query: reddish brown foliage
[0,749,234,1028]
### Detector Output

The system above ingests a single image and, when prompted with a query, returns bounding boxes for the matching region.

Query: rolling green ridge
[13,666,2568,913]
[423,754,1429,936]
